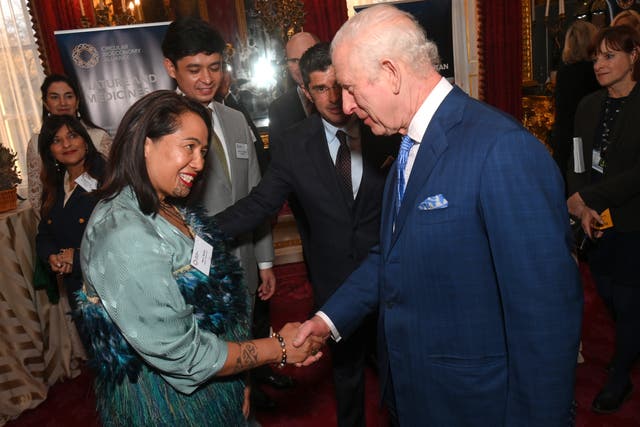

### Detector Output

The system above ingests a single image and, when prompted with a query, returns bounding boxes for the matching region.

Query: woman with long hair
[550,20,600,179]
[77,90,321,426]
[36,114,106,311]
[567,25,640,414]
[27,74,111,211]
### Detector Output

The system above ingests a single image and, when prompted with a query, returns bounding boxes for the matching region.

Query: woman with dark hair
[567,25,640,414]
[550,20,600,179]
[27,74,112,211]
[77,90,320,426]
[36,114,106,311]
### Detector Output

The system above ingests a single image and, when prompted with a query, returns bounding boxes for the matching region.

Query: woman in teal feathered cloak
[76,91,322,427]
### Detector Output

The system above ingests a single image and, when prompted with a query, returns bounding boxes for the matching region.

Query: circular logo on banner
[71,43,99,69]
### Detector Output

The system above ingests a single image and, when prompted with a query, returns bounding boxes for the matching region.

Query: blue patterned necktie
[396,135,414,213]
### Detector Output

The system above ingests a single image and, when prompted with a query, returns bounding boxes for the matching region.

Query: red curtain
[29,0,92,75]
[478,1,522,120]
[303,0,348,42]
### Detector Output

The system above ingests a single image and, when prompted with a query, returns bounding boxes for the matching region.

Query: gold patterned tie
[208,107,230,182]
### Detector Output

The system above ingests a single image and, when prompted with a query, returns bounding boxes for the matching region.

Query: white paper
[190,235,212,275]
[75,172,98,192]
[235,143,249,159]
[572,137,585,173]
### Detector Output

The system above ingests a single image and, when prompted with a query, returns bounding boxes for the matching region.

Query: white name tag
[75,172,98,192]
[592,149,603,174]
[235,143,249,159]
[190,235,212,275]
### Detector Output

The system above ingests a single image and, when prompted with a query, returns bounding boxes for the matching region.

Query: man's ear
[301,86,314,104]
[380,59,400,95]
[164,58,177,79]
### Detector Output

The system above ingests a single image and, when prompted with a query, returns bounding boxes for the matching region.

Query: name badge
[190,235,213,275]
[75,172,98,192]
[592,149,603,174]
[235,143,249,159]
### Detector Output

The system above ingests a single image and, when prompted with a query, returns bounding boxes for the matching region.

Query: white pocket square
[418,194,448,210]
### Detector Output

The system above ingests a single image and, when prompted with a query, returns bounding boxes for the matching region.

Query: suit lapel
[388,87,466,250]
[210,103,232,192]
[305,115,354,213]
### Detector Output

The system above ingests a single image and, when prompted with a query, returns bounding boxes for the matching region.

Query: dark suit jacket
[321,86,583,425]
[550,61,599,176]
[268,88,308,146]
[216,113,399,305]
[36,158,105,300]
[567,83,640,232]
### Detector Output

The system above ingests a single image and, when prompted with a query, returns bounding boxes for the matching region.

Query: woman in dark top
[550,20,600,181]
[567,25,640,414]
[36,115,106,311]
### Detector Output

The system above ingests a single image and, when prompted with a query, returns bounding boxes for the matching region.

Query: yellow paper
[594,208,613,230]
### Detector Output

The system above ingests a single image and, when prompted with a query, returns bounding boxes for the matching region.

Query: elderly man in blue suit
[294,5,583,426]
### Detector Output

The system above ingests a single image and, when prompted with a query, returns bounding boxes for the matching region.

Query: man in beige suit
[161,17,291,413]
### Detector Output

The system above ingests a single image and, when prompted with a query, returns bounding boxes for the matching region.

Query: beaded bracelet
[271,331,287,368]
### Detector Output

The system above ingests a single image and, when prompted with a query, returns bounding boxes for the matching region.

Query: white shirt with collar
[404,77,453,182]
[322,116,363,199]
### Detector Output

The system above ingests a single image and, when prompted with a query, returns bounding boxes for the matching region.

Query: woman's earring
[54,160,61,172]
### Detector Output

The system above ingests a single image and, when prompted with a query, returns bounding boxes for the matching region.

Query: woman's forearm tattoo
[233,341,259,373]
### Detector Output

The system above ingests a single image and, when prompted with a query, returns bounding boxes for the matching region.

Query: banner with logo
[55,23,175,136]
[354,1,454,80]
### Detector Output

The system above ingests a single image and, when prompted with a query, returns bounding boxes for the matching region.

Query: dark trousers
[252,295,274,380]
[330,324,369,427]
[590,230,640,390]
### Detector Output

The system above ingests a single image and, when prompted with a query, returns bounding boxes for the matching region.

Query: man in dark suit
[294,5,583,427]
[215,43,398,427]
[268,32,319,147]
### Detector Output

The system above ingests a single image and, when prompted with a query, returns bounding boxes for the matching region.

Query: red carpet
[5,262,638,427]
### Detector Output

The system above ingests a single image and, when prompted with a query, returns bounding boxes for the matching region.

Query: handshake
[273,316,333,367]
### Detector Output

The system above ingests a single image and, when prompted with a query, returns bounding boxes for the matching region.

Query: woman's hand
[277,322,325,365]
[568,192,604,239]
[48,253,69,275]
[579,207,604,240]
[58,248,74,266]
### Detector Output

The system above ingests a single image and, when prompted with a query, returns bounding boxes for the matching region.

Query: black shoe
[251,386,276,411]
[592,382,633,414]
[258,372,295,389]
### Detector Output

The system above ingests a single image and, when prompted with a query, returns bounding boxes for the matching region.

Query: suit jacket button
[47,219,52,224]
[79,218,85,224]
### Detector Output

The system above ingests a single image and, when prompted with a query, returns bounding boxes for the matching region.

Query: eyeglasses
[309,83,340,95]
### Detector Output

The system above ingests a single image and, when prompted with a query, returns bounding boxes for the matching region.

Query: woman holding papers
[567,25,640,415]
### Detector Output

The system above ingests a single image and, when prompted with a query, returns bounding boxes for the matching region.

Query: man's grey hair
[331,4,440,80]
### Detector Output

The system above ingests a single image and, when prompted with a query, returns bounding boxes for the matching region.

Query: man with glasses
[268,32,319,151]
[215,43,399,427]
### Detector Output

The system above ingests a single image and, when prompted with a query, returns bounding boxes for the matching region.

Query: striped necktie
[396,135,413,213]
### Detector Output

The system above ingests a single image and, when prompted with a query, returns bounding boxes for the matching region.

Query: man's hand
[258,268,276,300]
[293,316,331,367]
[242,385,251,419]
